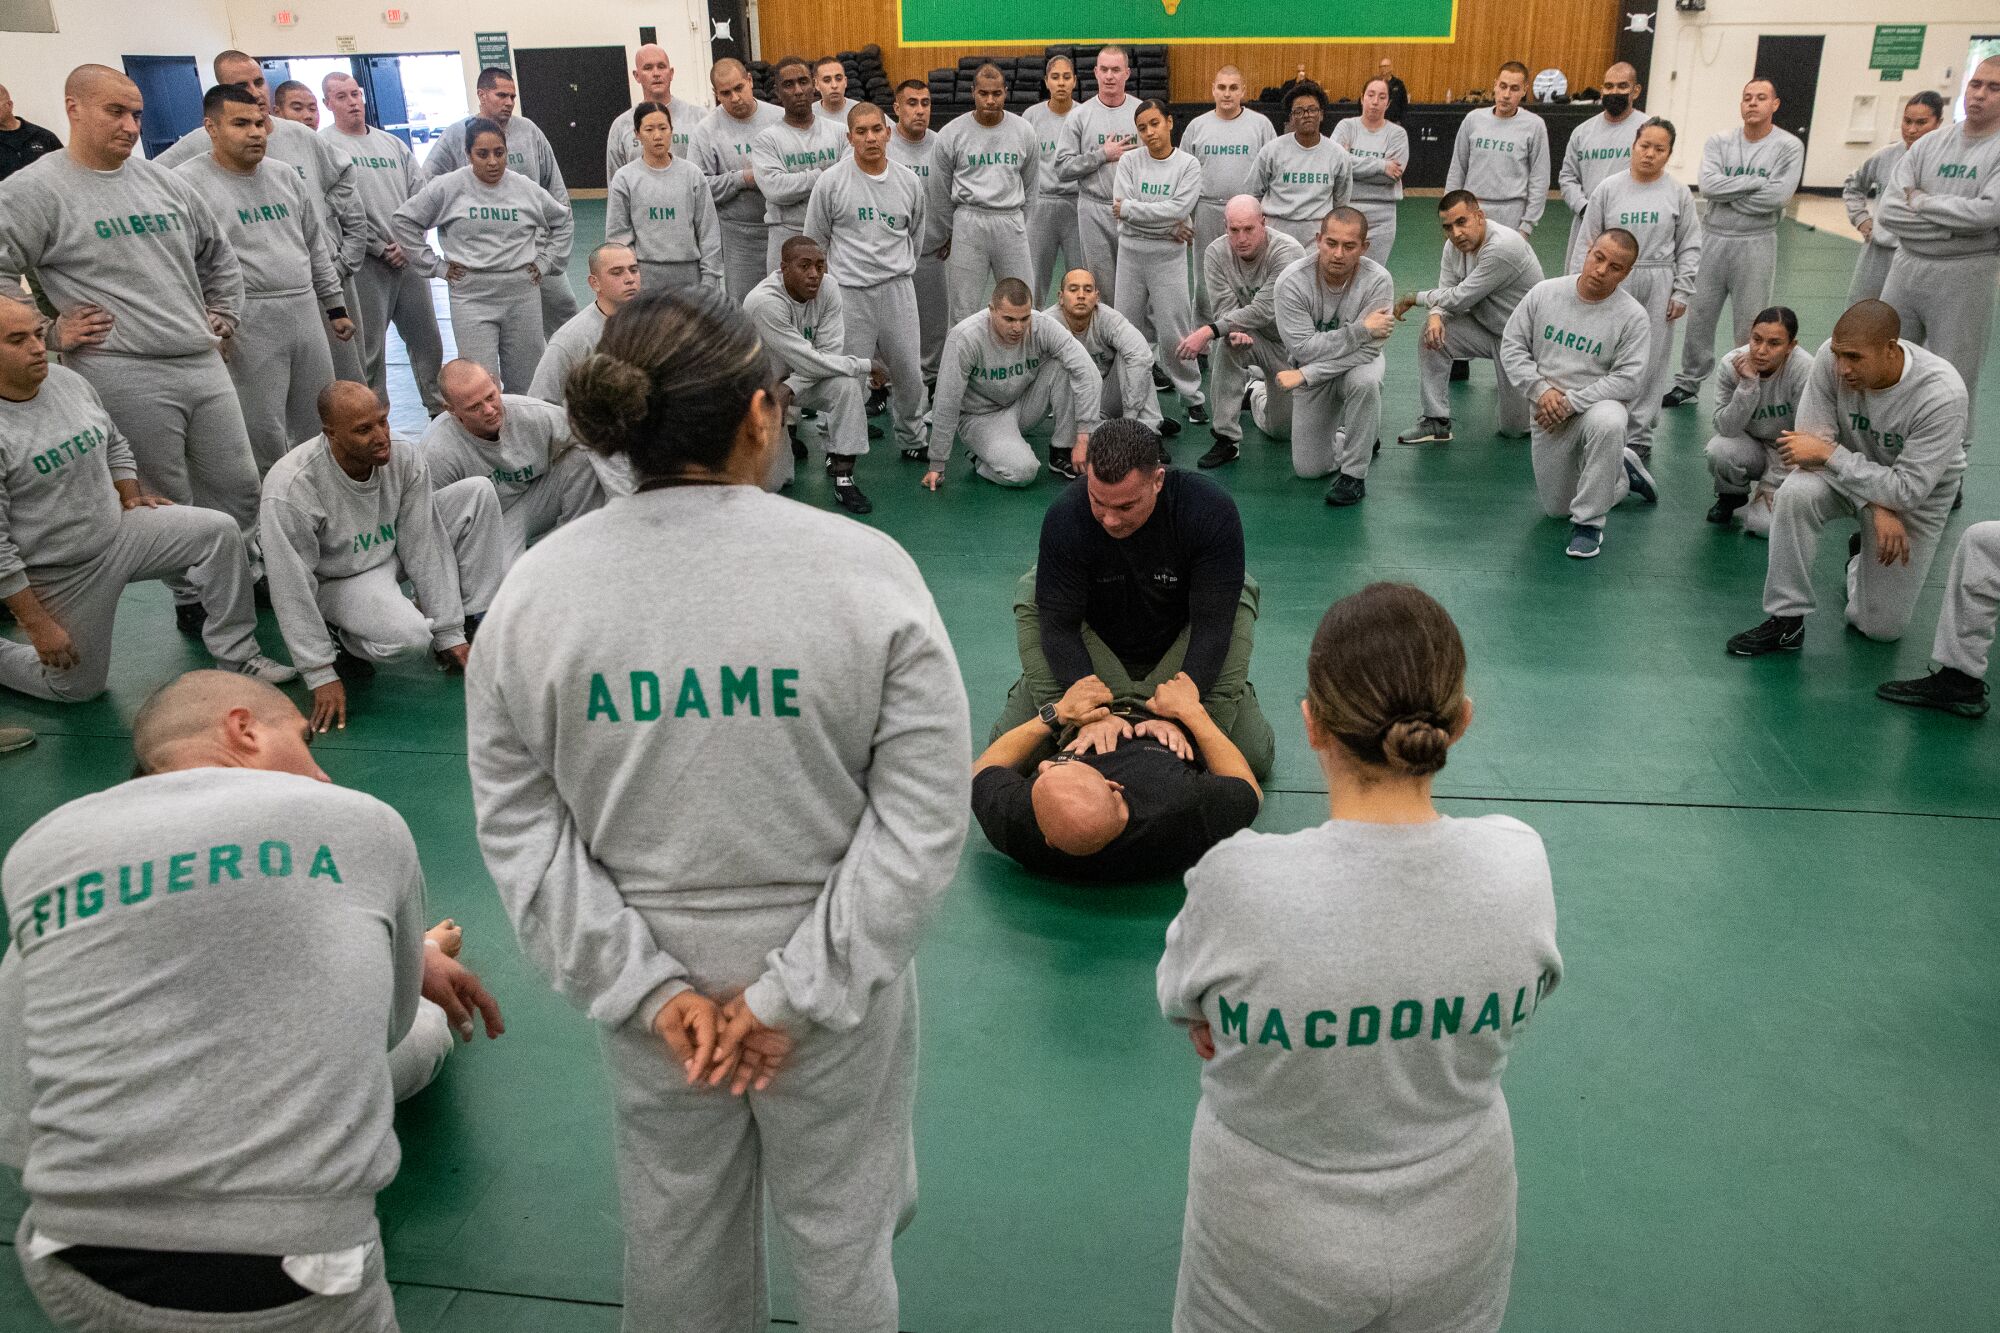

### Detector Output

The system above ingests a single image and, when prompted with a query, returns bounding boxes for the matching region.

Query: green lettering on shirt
[1304,1010,1338,1048]
[587,672,620,721]
[1347,1005,1380,1046]
[1471,991,1504,1033]
[630,670,662,721]
[209,844,242,884]
[1257,1007,1293,1049]
[1217,994,1249,1042]
[674,668,710,718]
[721,666,759,716]
[1391,999,1423,1039]
[308,845,342,883]
[166,852,195,893]
[771,667,801,717]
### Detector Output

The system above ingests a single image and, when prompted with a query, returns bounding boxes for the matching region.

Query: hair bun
[1380,716,1450,777]
[565,352,652,453]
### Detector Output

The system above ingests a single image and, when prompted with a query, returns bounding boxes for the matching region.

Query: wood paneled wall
[756,0,1619,105]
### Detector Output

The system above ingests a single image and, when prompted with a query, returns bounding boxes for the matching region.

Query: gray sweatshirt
[1202,228,1307,336]
[260,434,471,688]
[934,111,1040,217]
[0,365,130,598]
[422,394,571,507]
[691,102,786,224]
[323,124,419,257]
[1713,343,1811,443]
[750,117,849,230]
[463,485,971,1034]
[1248,134,1355,224]
[803,156,928,287]
[744,271,870,382]
[1417,220,1545,337]
[1113,148,1202,239]
[1055,95,1140,201]
[1273,255,1395,386]
[1582,172,1702,301]
[419,114,571,213]
[391,166,573,278]
[530,300,609,405]
[1841,141,1907,251]
[157,117,365,275]
[1156,815,1561,1173]
[1183,109,1276,204]
[1499,275,1652,409]
[930,309,1101,461]
[0,151,243,355]
[1695,126,1803,236]
[1799,338,1968,512]
[888,128,949,250]
[1046,300,1151,383]
[1022,102,1078,198]
[0,767,424,1253]
[175,155,342,303]
[605,157,723,278]
[1558,112,1641,218]
[606,97,706,180]
[1877,124,2000,259]
[1331,118,1409,204]
[1446,107,1551,228]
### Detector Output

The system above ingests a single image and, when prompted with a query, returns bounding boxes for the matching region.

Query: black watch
[1038,702,1061,730]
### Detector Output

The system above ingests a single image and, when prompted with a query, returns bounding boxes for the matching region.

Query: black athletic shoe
[1158,417,1182,437]
[252,576,272,609]
[1707,492,1749,525]
[1198,438,1240,469]
[789,429,807,462]
[1152,367,1171,391]
[1372,438,1381,459]
[1877,667,1990,718]
[1726,615,1804,657]
[1397,417,1453,445]
[866,423,883,440]
[1185,402,1211,426]
[1661,385,1698,410]
[1622,449,1658,504]
[832,475,873,515]
[1324,473,1366,507]
[900,446,928,464]
[174,602,205,636]
[1049,450,1079,481]
[1449,359,1470,382]
[866,385,889,417]
[332,641,376,683]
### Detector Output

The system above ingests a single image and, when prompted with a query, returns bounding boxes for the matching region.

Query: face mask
[1603,93,1631,118]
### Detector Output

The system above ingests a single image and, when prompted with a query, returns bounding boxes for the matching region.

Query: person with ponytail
[465,286,971,1331]
[1158,582,1562,1333]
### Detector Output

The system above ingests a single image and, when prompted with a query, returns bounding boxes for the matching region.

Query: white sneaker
[228,653,299,685]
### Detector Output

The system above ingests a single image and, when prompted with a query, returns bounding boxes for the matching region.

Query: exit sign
[383,7,409,23]
[273,8,298,25]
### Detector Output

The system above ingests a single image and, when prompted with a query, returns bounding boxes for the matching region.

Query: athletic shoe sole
[1875,684,1990,718]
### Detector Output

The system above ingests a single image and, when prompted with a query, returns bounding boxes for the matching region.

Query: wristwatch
[1038,702,1061,730]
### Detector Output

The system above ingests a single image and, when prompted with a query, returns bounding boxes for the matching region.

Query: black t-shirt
[0,120,63,182]
[971,736,1260,884]
[1035,470,1246,695]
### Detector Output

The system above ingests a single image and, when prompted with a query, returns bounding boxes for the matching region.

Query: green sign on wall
[1868,24,1925,79]
[475,31,512,73]
[898,0,1458,46]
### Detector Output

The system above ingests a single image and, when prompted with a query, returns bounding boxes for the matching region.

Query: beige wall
[0,0,233,134]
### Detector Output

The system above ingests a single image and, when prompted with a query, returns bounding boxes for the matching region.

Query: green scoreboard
[898,0,1458,45]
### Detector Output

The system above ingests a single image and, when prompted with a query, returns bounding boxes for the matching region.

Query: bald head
[63,65,143,165]
[1605,62,1637,84]
[131,671,306,776]
[1031,762,1129,857]
[1833,299,1900,346]
[633,44,675,101]
[65,65,129,101]
[317,380,379,431]
[1224,194,1269,258]
[438,358,494,402]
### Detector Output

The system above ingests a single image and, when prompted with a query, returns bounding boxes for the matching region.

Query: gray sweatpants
[1933,521,2000,680]
[1704,432,1785,497]
[498,448,605,567]
[1213,334,1291,442]
[1674,230,1776,394]
[1192,200,1226,305]
[1619,266,1675,457]
[449,268,547,394]
[1848,240,1896,305]
[1029,195,1082,303]
[721,219,770,303]
[1881,249,1999,450]
[1761,469,1953,639]
[1478,199,1527,232]
[355,255,445,415]
[603,897,918,1333]
[16,1212,397,1333]
[958,371,1065,487]
[915,252,948,379]
[1266,217,1319,250]
[539,268,580,337]
[320,477,505,661]
[232,293,337,474]
[1352,200,1399,270]
[768,372,868,490]
[1291,360,1384,480]
[639,260,705,295]
[0,507,260,702]
[1418,319,1531,435]
[840,279,930,453]
[1077,197,1120,302]
[946,208,1034,325]
[1532,400,1630,529]
[66,350,259,551]
[1115,234,1202,407]
[1098,348,1163,429]
[1174,1098,1516,1333]
[326,272,367,384]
